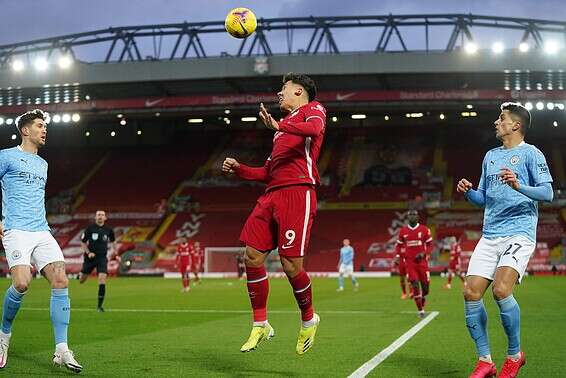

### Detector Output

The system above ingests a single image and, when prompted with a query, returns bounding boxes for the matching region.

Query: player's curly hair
[501,102,531,135]
[283,73,317,102]
[15,109,49,132]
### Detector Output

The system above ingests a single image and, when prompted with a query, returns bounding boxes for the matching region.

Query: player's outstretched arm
[458,178,486,207]
[222,157,270,182]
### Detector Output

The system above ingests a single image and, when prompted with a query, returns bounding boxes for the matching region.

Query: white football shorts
[466,235,535,283]
[3,229,65,272]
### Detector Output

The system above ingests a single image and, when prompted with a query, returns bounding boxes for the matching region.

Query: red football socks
[245,265,269,322]
[288,270,314,321]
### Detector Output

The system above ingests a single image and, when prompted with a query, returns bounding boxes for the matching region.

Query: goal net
[204,247,245,274]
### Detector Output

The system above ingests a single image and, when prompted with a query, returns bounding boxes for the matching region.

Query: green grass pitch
[1,275,565,376]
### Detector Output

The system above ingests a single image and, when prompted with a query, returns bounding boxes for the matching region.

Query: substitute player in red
[176,239,191,292]
[444,237,466,289]
[190,241,203,284]
[395,210,433,318]
[222,73,324,355]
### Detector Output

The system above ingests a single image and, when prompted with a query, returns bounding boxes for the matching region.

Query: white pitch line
[348,311,440,378]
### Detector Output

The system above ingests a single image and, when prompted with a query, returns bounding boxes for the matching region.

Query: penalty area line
[348,311,439,378]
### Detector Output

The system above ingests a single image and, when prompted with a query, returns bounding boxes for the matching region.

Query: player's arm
[278,109,326,137]
[223,157,270,182]
[423,228,434,256]
[500,149,554,202]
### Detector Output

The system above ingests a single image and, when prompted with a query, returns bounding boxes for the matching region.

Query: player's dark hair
[283,73,317,102]
[501,102,531,135]
[15,109,48,132]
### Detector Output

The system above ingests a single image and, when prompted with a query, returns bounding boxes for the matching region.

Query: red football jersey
[449,241,462,264]
[236,101,326,191]
[191,245,203,262]
[176,243,191,264]
[395,223,433,262]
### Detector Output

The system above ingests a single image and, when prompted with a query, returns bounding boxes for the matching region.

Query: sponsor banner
[1,90,564,113]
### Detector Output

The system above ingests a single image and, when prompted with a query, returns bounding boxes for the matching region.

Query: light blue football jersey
[0,146,49,231]
[478,142,552,241]
[340,246,354,265]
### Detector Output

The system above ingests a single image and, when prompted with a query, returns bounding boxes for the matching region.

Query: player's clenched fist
[457,178,473,193]
[222,157,240,174]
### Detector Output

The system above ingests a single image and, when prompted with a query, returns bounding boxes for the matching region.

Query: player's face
[95,211,107,224]
[194,242,200,248]
[494,110,519,140]
[24,119,47,147]
[277,81,301,112]
[343,239,350,246]
[407,211,419,224]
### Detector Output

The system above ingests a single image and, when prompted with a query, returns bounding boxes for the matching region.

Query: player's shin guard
[1,286,25,334]
[50,288,70,346]
[447,273,453,285]
[97,284,106,308]
[245,265,269,324]
[496,295,521,355]
[412,282,423,311]
[465,299,490,357]
[289,270,314,322]
[337,275,344,290]
[400,279,407,295]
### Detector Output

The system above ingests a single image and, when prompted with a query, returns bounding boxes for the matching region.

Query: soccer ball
[225,8,257,39]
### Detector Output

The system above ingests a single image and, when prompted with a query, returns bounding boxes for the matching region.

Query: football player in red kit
[444,237,466,289]
[396,210,433,318]
[222,73,325,355]
[176,239,191,292]
[190,241,203,284]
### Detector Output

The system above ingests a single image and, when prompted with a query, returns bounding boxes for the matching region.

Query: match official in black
[78,210,116,312]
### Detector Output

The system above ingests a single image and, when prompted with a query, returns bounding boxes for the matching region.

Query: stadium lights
[110,131,116,137]
[0,118,4,126]
[556,103,565,111]
[524,102,533,111]
[466,104,473,109]
[464,42,478,54]
[137,130,142,135]
[6,118,14,125]
[553,121,559,127]
[11,60,25,72]
[241,117,257,122]
[547,103,555,110]
[384,115,390,121]
[57,55,73,69]
[519,42,530,53]
[117,114,123,118]
[71,113,80,122]
[85,131,90,137]
[439,113,445,120]
[188,118,204,123]
[11,134,16,140]
[61,114,71,123]
[52,114,61,123]
[535,102,544,110]
[120,119,127,126]
[85,95,91,101]
[224,109,231,114]
[351,114,366,119]
[492,42,504,54]
[332,116,338,122]
[544,40,560,55]
[34,58,49,71]
[405,113,423,118]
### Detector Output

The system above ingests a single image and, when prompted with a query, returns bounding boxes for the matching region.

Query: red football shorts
[178,260,190,274]
[240,185,317,258]
[448,260,459,271]
[406,261,430,283]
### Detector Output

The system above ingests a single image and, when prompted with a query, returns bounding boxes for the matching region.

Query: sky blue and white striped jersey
[478,142,552,241]
[0,146,49,232]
